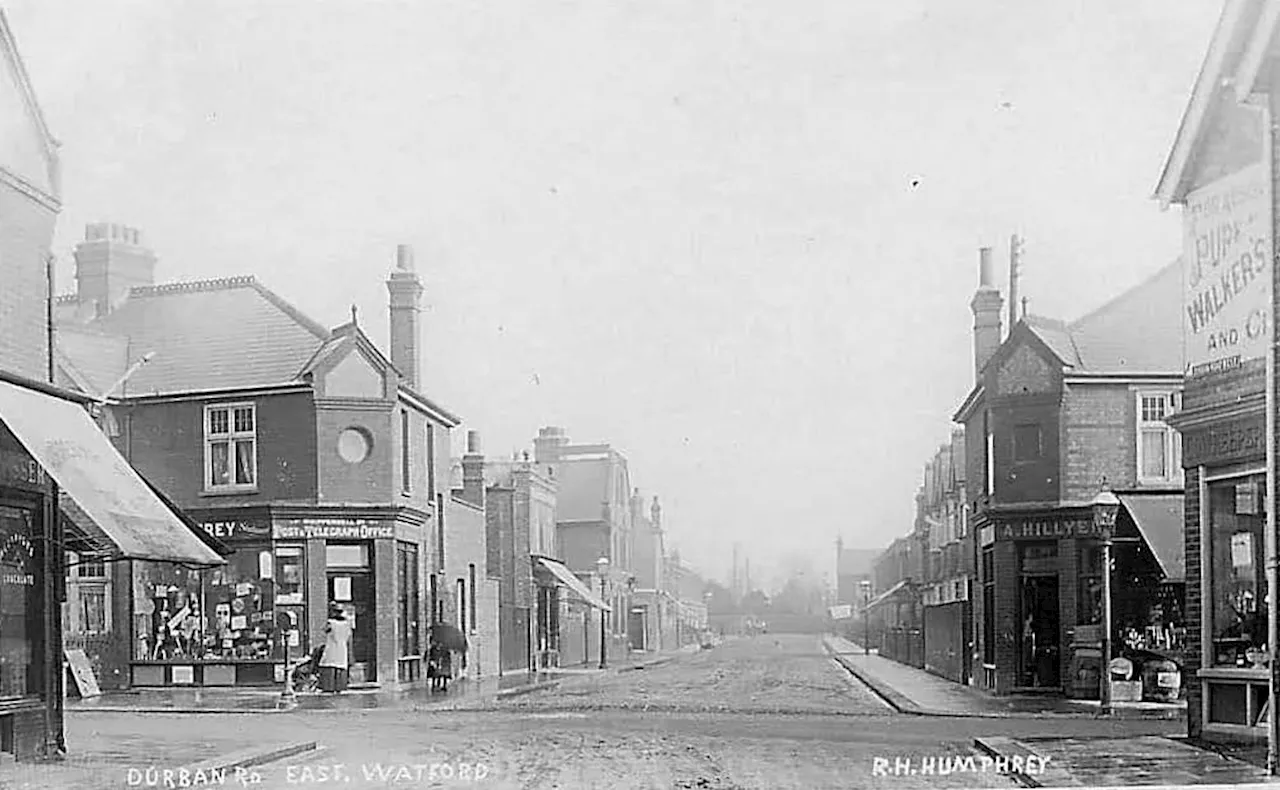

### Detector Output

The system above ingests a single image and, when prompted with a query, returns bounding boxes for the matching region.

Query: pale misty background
[6,1,1218,591]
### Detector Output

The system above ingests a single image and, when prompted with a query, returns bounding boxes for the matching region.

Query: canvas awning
[1118,493,1185,583]
[0,379,225,566]
[534,557,612,612]
[866,580,913,610]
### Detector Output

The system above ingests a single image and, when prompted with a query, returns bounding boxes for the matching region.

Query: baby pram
[289,645,324,693]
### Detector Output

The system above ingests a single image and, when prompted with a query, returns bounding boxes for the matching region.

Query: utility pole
[1008,234,1023,332]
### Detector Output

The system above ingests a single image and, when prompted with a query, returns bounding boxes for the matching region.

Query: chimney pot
[396,244,415,271]
[979,247,993,288]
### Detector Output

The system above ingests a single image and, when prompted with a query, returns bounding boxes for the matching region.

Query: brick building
[0,12,223,761]
[54,238,478,690]
[918,432,975,685]
[834,540,876,607]
[662,550,708,646]
[867,531,926,663]
[463,442,572,674]
[955,247,1186,698]
[532,427,634,665]
[628,490,669,652]
[1154,0,1279,743]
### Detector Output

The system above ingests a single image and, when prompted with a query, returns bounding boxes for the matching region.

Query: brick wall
[316,403,393,504]
[993,540,1019,693]
[1057,537,1081,693]
[0,183,56,381]
[560,522,608,574]
[1184,466,1202,738]
[123,392,319,508]
[1061,385,1134,501]
[444,497,497,679]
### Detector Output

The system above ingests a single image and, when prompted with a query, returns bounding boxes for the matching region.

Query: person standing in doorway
[319,604,353,693]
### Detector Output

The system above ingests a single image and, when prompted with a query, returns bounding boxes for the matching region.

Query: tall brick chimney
[386,244,423,390]
[650,496,661,530]
[460,430,485,508]
[533,426,569,463]
[73,223,156,319]
[970,247,1004,379]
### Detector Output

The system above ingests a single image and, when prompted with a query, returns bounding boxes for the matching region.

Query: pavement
[973,735,1276,787]
[64,645,698,715]
[824,635,1186,720]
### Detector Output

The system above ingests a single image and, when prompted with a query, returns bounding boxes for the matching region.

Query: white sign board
[828,605,853,620]
[1183,160,1274,376]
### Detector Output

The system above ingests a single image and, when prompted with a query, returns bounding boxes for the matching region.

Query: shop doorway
[628,607,647,651]
[327,572,375,683]
[1019,575,1060,689]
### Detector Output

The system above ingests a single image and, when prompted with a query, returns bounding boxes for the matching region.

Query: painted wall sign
[272,518,394,541]
[1182,415,1265,467]
[197,519,271,542]
[1183,158,1274,376]
[0,448,46,491]
[0,531,34,586]
[997,516,1100,541]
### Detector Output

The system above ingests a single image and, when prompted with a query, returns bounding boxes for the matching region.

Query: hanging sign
[1183,158,1274,376]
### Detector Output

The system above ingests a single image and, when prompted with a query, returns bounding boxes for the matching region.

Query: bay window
[205,404,257,490]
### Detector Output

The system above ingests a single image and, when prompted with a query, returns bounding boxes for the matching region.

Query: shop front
[127,510,425,689]
[975,504,1184,699]
[0,374,224,761]
[1172,398,1270,741]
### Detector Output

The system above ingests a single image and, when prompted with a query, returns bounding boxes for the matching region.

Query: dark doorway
[628,607,646,651]
[327,572,375,683]
[1019,575,1060,688]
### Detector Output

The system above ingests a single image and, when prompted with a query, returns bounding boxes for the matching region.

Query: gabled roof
[1154,0,1268,205]
[61,276,330,396]
[1059,258,1184,373]
[0,8,60,204]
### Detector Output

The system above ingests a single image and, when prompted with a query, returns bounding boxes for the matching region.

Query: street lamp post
[597,557,609,669]
[1091,489,1120,714]
[860,580,872,655]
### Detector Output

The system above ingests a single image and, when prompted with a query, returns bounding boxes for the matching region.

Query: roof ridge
[247,281,332,340]
[131,275,258,297]
[1068,257,1181,332]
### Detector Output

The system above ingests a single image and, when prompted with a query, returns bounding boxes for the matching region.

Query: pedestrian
[318,604,353,693]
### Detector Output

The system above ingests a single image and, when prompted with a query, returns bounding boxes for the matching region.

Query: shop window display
[133,546,305,663]
[0,505,42,699]
[1208,477,1267,667]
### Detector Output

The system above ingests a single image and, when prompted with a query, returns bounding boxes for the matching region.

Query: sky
[6,0,1222,589]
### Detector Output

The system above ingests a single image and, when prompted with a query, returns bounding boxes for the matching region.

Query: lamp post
[860,580,872,655]
[1091,488,1120,713]
[597,557,609,669]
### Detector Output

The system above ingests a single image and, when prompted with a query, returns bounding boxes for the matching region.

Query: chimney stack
[971,247,1004,380]
[461,430,485,508]
[386,244,424,390]
[73,223,157,319]
[533,426,569,463]
[650,496,661,530]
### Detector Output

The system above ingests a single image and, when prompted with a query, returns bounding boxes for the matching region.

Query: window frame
[1135,390,1184,485]
[204,402,258,492]
[1012,423,1042,464]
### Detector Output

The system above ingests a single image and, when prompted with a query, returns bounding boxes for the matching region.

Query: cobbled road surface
[17,634,1179,790]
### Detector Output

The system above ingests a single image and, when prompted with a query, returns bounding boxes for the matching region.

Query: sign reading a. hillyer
[1183,160,1274,376]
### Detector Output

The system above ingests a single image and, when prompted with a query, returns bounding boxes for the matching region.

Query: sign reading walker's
[1183,160,1274,376]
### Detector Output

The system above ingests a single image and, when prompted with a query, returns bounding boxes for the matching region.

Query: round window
[337,428,371,464]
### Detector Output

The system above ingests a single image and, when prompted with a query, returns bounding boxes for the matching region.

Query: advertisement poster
[1183,159,1274,376]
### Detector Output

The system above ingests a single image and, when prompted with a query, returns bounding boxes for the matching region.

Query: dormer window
[205,403,257,491]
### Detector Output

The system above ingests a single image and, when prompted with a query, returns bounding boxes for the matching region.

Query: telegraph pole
[1266,65,1280,776]
[1008,234,1022,331]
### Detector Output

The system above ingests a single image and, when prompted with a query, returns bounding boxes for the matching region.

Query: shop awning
[534,557,612,612]
[866,580,913,610]
[0,379,225,566]
[1118,493,1185,583]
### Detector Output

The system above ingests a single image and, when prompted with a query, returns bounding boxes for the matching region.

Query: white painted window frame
[1135,390,1183,485]
[204,402,258,492]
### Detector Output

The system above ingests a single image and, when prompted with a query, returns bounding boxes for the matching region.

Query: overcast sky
[7,1,1220,589]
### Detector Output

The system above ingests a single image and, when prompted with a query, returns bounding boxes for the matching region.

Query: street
[24,634,1188,790]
